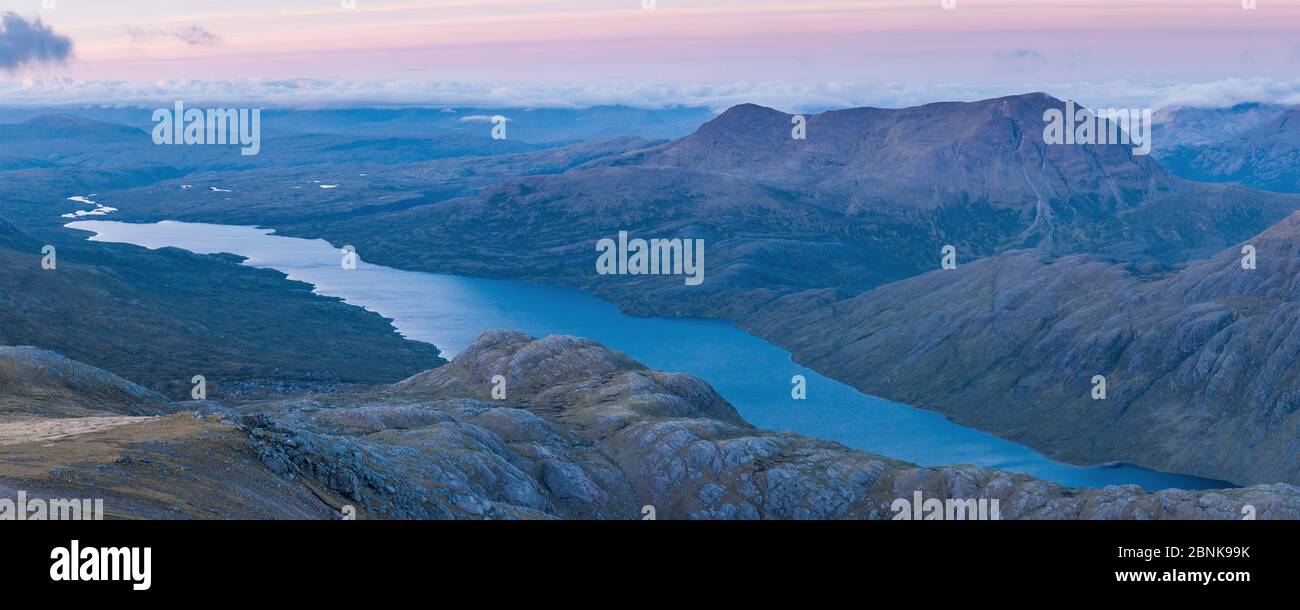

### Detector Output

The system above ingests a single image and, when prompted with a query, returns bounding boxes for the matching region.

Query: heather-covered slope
[748,212,1300,486]
[2,332,1296,519]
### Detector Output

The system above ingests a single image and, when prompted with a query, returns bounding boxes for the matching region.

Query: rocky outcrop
[233,332,1300,519]
[0,331,1262,519]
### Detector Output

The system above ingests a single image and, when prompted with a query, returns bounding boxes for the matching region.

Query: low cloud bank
[1,77,1297,112]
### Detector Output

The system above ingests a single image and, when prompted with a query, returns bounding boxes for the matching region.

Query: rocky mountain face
[746,212,1300,486]
[2,332,1296,519]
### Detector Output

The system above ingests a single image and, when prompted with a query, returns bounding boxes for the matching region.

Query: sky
[2,0,1299,110]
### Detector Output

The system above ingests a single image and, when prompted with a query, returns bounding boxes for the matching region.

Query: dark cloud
[0,12,73,71]
[127,24,222,47]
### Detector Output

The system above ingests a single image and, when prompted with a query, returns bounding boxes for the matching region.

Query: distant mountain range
[0,105,715,144]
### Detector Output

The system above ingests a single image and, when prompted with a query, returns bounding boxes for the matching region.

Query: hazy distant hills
[0,105,714,144]
[0,112,540,174]
[1153,103,1291,148]
[0,114,147,141]
[254,106,717,143]
[1154,103,1300,193]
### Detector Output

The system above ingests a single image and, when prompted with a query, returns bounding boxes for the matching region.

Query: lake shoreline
[66,219,1234,492]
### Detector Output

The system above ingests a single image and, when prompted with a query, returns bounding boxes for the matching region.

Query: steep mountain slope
[3,334,1296,519]
[747,212,1300,486]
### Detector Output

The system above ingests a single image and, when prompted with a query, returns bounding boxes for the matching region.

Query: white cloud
[0,77,1297,113]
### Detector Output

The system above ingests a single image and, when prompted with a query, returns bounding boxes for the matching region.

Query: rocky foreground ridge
[1,331,1296,519]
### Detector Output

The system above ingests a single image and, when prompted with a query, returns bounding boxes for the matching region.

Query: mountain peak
[392,330,745,424]
[646,91,1170,222]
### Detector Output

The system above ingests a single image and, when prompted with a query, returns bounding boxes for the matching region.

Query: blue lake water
[66,219,1233,491]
